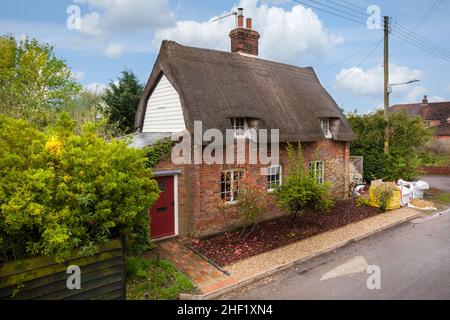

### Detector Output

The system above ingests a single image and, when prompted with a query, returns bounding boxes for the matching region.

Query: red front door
[150,176,175,239]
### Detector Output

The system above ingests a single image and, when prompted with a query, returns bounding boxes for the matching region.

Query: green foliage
[126,257,194,300]
[0,114,159,262]
[275,144,334,221]
[0,35,81,128]
[355,196,370,207]
[143,139,174,168]
[373,183,397,212]
[103,70,143,133]
[348,110,432,182]
[236,172,268,228]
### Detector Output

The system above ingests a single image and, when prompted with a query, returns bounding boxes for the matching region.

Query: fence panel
[0,239,125,300]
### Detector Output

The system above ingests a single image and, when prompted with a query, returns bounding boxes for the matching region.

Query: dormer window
[321,118,332,139]
[231,118,249,138]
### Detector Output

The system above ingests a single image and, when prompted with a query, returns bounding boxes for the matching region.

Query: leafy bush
[275,144,334,228]
[236,172,268,230]
[348,110,432,182]
[372,183,397,212]
[0,114,159,262]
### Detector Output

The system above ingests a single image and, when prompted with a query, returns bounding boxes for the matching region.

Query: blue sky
[1,0,449,113]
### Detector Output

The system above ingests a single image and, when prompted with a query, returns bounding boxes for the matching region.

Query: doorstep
[158,240,237,295]
[179,207,422,300]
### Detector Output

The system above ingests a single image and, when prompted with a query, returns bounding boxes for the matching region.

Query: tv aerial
[211,7,243,26]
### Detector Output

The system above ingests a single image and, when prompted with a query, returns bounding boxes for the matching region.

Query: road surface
[420,175,450,192]
[222,210,450,300]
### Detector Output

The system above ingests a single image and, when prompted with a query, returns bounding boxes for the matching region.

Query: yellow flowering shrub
[0,114,159,262]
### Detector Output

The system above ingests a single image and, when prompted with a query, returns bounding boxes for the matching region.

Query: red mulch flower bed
[191,199,380,267]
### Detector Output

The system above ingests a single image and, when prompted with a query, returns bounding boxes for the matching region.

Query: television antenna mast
[211,7,243,26]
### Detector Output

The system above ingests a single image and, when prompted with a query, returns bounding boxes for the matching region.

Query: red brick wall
[229,28,260,56]
[152,140,350,237]
[419,166,450,175]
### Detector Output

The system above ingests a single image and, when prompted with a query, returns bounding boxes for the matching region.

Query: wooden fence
[0,239,125,300]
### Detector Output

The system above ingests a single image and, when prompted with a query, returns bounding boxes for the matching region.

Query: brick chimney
[422,95,429,104]
[229,9,260,56]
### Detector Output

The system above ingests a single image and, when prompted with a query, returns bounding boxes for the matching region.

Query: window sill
[221,200,238,206]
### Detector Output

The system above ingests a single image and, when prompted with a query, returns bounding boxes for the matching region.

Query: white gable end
[142,75,186,133]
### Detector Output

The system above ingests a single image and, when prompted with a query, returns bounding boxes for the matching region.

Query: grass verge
[424,188,450,210]
[126,256,194,300]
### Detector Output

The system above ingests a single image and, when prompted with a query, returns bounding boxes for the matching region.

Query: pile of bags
[397,179,430,206]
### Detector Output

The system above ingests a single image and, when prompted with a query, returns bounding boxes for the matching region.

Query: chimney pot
[246,18,252,29]
[237,15,244,28]
[423,95,428,104]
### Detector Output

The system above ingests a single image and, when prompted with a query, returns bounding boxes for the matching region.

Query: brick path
[158,240,237,294]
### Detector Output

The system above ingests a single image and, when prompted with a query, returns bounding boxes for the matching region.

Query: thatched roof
[135,41,355,142]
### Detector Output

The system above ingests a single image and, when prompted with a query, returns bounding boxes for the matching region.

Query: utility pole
[383,16,391,154]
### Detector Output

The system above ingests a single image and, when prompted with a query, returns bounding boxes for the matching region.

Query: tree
[0,35,81,127]
[103,70,143,134]
[348,110,432,181]
[275,144,334,229]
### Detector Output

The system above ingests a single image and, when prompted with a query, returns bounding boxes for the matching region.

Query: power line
[326,38,383,88]
[390,31,450,62]
[332,0,367,12]
[324,0,368,18]
[392,22,450,57]
[292,0,368,25]
[390,0,444,57]
[318,38,383,72]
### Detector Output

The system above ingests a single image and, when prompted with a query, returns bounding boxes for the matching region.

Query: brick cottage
[132,11,355,240]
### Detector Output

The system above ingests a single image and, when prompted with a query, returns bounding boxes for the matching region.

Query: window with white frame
[267,165,281,191]
[309,161,325,184]
[320,118,332,139]
[221,170,244,202]
[231,118,247,137]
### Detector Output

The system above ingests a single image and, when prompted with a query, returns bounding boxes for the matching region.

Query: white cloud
[153,0,343,63]
[403,86,428,103]
[430,96,445,102]
[85,82,108,94]
[74,0,175,37]
[333,64,423,96]
[403,86,444,103]
[103,43,125,58]
[72,70,86,81]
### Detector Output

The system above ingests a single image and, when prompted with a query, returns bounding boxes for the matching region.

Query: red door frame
[150,175,177,240]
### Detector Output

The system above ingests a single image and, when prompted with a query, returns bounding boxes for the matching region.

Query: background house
[391,95,450,152]
[133,13,355,240]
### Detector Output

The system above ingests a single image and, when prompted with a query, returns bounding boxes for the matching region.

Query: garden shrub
[236,172,268,231]
[0,114,159,262]
[373,183,397,212]
[275,143,334,228]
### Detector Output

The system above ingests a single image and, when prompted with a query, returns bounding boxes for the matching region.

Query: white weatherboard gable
[143,75,186,133]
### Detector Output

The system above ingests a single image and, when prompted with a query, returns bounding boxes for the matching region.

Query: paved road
[420,175,450,192]
[222,210,450,300]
